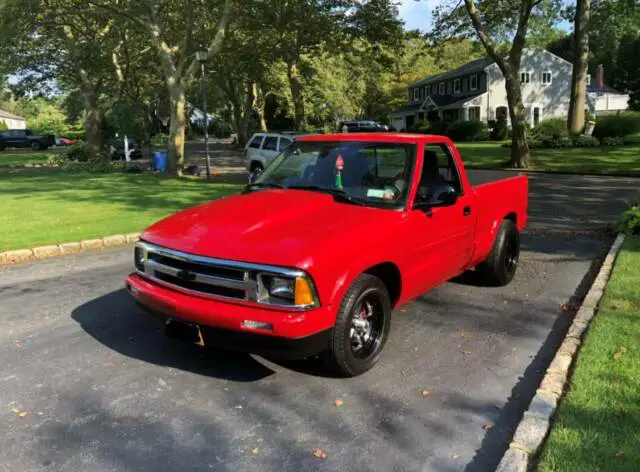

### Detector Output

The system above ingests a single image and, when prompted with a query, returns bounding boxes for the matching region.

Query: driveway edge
[495,232,626,472]
[0,233,140,265]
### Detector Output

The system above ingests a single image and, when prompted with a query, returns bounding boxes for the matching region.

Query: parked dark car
[337,120,389,133]
[108,137,143,160]
[0,129,55,151]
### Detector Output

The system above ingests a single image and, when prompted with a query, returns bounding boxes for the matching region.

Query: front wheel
[323,274,391,377]
[476,219,520,286]
[31,141,41,151]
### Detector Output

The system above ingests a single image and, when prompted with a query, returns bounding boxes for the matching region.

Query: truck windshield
[254,141,416,208]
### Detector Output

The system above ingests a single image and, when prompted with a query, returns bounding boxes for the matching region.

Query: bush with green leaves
[572,135,600,147]
[63,130,85,141]
[64,143,96,162]
[62,154,114,173]
[617,205,640,235]
[445,120,487,141]
[490,117,509,140]
[601,136,626,146]
[533,118,569,139]
[411,120,429,132]
[0,120,8,131]
[45,154,66,166]
[593,112,640,138]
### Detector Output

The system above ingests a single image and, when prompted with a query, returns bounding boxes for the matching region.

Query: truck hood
[141,189,402,269]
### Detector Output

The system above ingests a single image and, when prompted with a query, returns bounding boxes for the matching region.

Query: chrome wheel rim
[349,295,384,359]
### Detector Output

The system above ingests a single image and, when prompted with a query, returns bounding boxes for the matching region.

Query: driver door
[403,144,475,297]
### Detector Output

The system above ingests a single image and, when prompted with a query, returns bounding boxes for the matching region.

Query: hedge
[593,112,640,139]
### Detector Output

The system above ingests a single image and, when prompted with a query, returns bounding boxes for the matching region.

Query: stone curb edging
[495,232,626,472]
[0,233,141,265]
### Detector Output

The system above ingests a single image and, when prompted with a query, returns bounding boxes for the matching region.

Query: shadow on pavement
[71,289,277,382]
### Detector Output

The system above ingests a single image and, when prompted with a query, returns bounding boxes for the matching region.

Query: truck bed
[466,169,523,187]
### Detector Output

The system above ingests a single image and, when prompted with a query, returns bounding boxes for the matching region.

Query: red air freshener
[336,155,344,170]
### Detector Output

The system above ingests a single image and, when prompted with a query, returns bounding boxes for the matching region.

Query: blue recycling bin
[152,151,168,172]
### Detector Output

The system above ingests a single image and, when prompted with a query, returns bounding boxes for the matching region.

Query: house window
[520,72,530,84]
[453,79,461,94]
[468,106,481,121]
[542,72,552,85]
[413,88,419,101]
[470,74,478,91]
[439,82,445,95]
[496,106,508,121]
[424,85,430,97]
[533,107,541,127]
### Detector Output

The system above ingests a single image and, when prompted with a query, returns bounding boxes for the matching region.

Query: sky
[397,0,440,33]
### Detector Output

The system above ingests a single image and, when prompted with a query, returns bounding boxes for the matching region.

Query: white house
[0,109,26,129]
[389,49,629,130]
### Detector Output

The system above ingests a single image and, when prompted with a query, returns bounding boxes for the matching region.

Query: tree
[89,0,233,175]
[433,0,562,168]
[568,0,591,133]
[616,33,640,110]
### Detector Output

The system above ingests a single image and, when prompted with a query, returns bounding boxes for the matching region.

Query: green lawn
[0,150,58,166]
[0,170,241,251]
[538,236,640,472]
[456,142,640,176]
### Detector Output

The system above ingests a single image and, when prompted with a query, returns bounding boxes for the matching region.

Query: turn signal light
[295,277,314,306]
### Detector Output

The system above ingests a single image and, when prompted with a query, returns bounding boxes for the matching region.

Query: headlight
[134,244,146,272]
[257,273,317,307]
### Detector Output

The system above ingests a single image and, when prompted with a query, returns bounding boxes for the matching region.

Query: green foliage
[61,153,113,173]
[63,130,85,141]
[601,136,626,146]
[412,120,430,132]
[45,154,66,167]
[490,117,509,141]
[617,205,640,235]
[533,118,569,139]
[445,120,487,141]
[0,120,7,131]
[571,135,600,147]
[64,143,103,162]
[11,97,67,136]
[593,113,640,139]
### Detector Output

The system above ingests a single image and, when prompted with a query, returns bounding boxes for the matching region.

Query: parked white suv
[244,132,301,173]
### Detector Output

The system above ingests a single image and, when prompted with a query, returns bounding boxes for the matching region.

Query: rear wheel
[323,274,391,377]
[31,141,40,151]
[476,219,520,286]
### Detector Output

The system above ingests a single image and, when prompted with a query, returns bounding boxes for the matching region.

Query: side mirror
[413,183,457,210]
[248,168,262,184]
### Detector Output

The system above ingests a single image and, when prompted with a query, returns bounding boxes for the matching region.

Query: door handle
[463,206,471,216]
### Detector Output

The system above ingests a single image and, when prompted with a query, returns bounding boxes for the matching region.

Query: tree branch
[463,0,507,71]
[184,0,233,79]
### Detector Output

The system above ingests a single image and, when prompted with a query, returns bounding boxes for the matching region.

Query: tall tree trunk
[505,75,532,168]
[568,0,591,133]
[287,59,306,131]
[253,83,268,132]
[167,82,186,176]
[79,71,102,152]
[229,80,254,147]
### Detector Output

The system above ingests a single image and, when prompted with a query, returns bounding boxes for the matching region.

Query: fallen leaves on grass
[333,399,344,407]
[313,448,328,459]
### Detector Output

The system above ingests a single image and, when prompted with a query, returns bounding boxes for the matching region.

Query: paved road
[1,172,638,472]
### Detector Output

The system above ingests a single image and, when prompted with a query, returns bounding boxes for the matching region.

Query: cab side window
[248,135,264,149]
[422,144,462,194]
[262,136,278,151]
[279,137,292,151]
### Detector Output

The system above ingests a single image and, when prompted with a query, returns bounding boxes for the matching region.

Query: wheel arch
[363,262,402,308]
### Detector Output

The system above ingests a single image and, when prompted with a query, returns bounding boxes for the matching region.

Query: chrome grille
[141,244,256,301]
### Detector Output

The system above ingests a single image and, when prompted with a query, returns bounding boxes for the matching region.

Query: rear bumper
[126,273,334,359]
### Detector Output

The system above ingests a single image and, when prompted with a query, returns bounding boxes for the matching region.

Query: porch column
[461,107,469,121]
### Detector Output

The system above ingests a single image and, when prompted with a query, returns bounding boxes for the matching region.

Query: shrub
[45,154,66,166]
[411,120,429,132]
[150,133,169,147]
[0,119,7,131]
[64,143,94,162]
[490,117,509,140]
[533,118,569,139]
[64,130,85,141]
[617,205,640,235]
[62,154,114,173]
[445,120,488,141]
[593,112,640,138]
[572,135,600,147]
[602,136,626,146]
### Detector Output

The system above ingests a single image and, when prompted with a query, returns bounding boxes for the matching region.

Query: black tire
[250,161,264,173]
[31,141,40,151]
[476,219,520,286]
[323,273,392,377]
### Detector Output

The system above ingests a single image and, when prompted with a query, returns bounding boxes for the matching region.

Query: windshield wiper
[286,185,364,206]
[244,182,284,191]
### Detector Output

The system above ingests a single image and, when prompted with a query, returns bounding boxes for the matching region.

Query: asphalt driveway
[1,171,638,472]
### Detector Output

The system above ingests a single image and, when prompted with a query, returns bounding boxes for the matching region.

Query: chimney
[595,64,604,89]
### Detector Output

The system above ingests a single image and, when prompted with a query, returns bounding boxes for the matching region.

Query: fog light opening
[242,320,273,331]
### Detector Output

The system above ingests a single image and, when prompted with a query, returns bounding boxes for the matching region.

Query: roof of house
[586,83,625,95]
[410,58,494,88]
[390,91,485,115]
[0,109,25,121]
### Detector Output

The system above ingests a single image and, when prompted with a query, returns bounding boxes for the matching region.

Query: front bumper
[126,273,334,359]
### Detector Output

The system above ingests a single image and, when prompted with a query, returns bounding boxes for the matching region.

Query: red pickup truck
[126,134,528,376]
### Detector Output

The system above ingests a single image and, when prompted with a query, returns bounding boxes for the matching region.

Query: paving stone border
[495,232,626,472]
[0,232,140,265]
